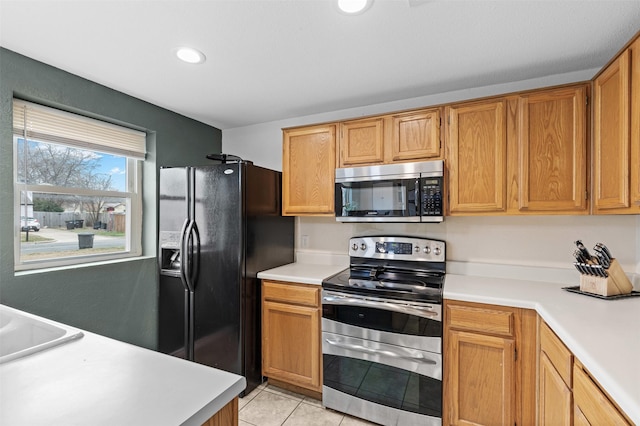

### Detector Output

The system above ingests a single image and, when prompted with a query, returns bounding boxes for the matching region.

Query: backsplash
[296,215,639,286]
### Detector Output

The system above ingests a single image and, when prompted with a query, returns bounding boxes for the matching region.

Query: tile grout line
[240,383,367,426]
[279,399,304,426]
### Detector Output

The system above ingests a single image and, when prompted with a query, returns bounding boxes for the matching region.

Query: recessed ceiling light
[337,0,371,14]
[176,47,206,64]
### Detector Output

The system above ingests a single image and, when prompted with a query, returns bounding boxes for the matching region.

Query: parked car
[20,217,41,232]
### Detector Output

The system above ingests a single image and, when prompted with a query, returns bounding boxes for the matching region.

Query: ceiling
[1,1,639,130]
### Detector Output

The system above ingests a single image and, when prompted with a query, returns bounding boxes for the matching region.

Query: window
[13,99,146,271]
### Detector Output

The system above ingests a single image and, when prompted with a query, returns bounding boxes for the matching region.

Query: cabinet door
[282,125,336,216]
[631,36,640,209]
[539,353,572,426]
[573,364,631,426]
[447,100,507,214]
[514,85,588,213]
[446,330,515,426]
[574,405,591,426]
[339,117,384,166]
[201,398,238,426]
[262,300,321,392]
[539,320,573,387]
[391,109,441,161]
[593,50,631,212]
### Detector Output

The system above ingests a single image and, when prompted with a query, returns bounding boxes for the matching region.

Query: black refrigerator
[158,161,294,395]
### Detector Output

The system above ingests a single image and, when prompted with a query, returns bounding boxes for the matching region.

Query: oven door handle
[324,338,437,365]
[322,295,439,320]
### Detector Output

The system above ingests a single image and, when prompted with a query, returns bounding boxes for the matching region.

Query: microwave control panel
[421,177,443,216]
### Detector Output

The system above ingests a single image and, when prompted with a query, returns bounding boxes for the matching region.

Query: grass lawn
[68,228,125,237]
[20,233,53,243]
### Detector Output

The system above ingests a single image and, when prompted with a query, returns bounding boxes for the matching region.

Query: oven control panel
[349,236,445,262]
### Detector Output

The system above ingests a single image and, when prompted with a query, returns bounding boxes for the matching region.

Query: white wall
[223,68,640,285]
[637,216,640,275]
[292,215,637,285]
[223,68,597,171]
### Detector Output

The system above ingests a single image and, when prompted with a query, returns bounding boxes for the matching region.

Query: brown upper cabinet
[339,117,384,166]
[282,124,336,216]
[507,84,589,214]
[338,108,442,167]
[446,84,589,216]
[390,109,441,162]
[446,99,508,215]
[592,34,640,214]
[281,31,639,218]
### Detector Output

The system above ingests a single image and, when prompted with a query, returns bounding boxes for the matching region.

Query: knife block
[579,259,634,296]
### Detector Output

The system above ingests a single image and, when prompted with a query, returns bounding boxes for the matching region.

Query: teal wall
[0,48,222,349]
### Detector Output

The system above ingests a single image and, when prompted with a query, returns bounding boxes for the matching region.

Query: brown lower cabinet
[258,288,634,425]
[539,319,573,425]
[200,397,238,426]
[261,280,322,394]
[539,318,633,426]
[443,300,537,426]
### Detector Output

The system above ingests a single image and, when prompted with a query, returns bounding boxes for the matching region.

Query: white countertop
[259,262,640,424]
[257,262,347,285]
[445,274,640,424]
[0,308,246,426]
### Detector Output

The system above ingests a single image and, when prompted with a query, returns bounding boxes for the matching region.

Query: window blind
[12,99,146,160]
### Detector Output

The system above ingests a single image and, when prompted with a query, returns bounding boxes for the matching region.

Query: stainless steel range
[321,236,445,426]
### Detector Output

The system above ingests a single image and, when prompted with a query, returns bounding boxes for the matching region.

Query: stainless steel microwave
[335,160,444,222]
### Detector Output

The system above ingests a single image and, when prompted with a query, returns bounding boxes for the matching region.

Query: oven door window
[323,338,442,418]
[337,179,418,217]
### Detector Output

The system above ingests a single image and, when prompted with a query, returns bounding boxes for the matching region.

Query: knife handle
[595,242,612,260]
[575,240,594,263]
[573,249,587,263]
[593,247,611,269]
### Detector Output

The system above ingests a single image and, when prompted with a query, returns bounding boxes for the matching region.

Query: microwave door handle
[415,179,420,214]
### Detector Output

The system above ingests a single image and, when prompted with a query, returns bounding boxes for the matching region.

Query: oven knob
[434,247,441,256]
[423,246,431,254]
[414,246,420,253]
[360,243,367,251]
[352,243,358,251]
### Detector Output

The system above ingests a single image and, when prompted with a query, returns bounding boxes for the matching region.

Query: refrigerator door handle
[187,221,201,288]
[179,218,191,292]
[182,219,200,292]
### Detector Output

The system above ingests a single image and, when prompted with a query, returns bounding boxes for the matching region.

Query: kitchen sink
[0,304,83,364]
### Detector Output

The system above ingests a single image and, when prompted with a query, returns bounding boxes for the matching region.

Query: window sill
[14,255,156,277]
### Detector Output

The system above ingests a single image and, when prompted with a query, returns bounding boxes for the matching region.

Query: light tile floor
[238,382,377,426]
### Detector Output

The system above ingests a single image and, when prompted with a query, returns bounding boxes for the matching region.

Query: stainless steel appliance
[321,236,445,426]
[335,160,444,223]
[158,159,294,396]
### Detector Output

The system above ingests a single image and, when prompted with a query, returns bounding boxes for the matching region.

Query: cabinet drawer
[263,281,319,307]
[540,321,573,387]
[573,364,631,426]
[446,301,514,337]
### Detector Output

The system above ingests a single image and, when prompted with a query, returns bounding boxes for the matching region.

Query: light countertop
[257,262,347,285]
[259,262,640,423]
[0,307,246,426]
[445,274,640,424]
